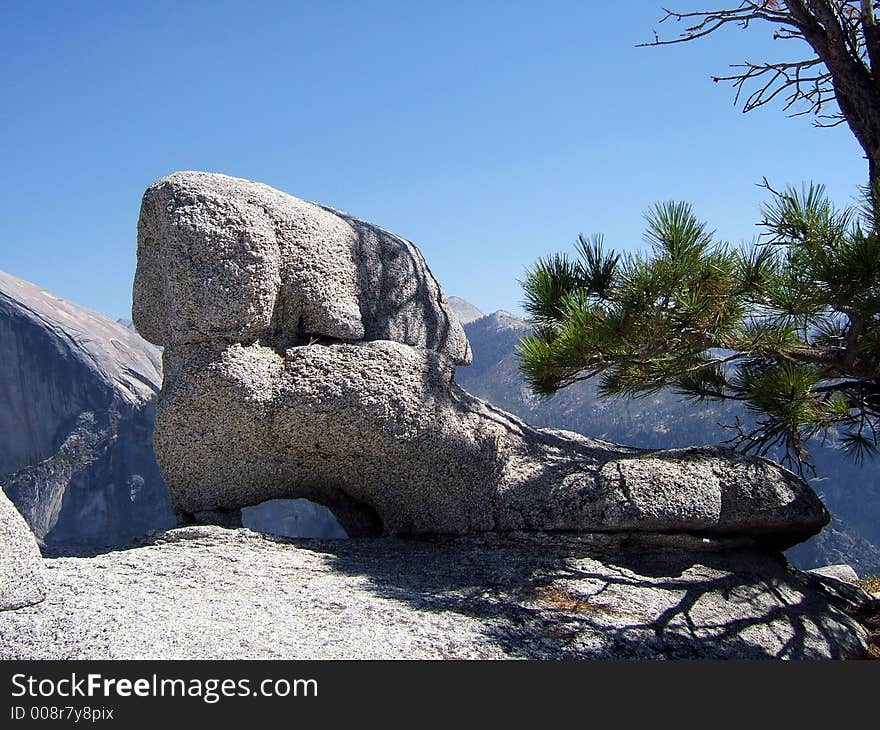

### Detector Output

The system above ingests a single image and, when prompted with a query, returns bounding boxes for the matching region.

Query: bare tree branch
[642,1,880,184]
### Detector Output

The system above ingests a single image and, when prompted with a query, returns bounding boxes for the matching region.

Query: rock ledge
[0,527,870,659]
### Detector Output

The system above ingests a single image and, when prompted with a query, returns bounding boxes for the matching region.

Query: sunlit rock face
[133,171,828,547]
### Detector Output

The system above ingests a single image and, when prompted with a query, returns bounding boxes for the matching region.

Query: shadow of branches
[301,533,869,659]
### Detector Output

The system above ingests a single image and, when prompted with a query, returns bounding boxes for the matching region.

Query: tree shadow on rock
[308,533,869,659]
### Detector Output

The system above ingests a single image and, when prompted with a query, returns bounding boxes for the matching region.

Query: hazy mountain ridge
[454,301,880,577]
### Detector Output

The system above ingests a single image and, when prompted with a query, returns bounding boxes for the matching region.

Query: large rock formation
[133,172,470,363]
[0,270,175,552]
[0,527,872,659]
[0,490,47,610]
[133,172,829,548]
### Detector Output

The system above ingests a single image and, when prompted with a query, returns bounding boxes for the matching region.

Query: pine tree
[518,184,880,474]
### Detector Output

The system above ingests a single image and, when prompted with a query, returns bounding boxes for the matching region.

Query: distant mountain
[447,296,484,324]
[244,499,346,539]
[0,270,174,552]
[453,298,880,577]
[787,515,880,576]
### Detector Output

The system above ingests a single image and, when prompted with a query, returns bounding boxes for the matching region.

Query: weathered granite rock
[134,171,470,363]
[0,527,870,659]
[133,172,829,547]
[0,490,47,610]
[456,305,880,575]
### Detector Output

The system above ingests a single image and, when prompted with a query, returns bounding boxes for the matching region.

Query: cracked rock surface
[0,527,869,659]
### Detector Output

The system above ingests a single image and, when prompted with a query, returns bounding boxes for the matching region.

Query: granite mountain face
[0,270,176,552]
[450,300,880,576]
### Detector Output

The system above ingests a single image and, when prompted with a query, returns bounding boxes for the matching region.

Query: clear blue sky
[0,0,867,320]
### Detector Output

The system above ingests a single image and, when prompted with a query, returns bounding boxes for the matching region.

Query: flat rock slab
[0,527,870,659]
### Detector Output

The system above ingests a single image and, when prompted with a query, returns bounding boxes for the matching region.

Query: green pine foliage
[518,183,880,475]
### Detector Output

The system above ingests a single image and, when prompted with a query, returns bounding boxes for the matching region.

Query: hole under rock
[242,498,348,539]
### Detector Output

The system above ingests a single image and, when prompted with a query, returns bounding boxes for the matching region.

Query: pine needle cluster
[518,184,880,474]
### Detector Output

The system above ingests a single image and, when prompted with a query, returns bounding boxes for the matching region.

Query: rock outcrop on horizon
[0,490,47,610]
[132,171,829,547]
[0,270,176,552]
